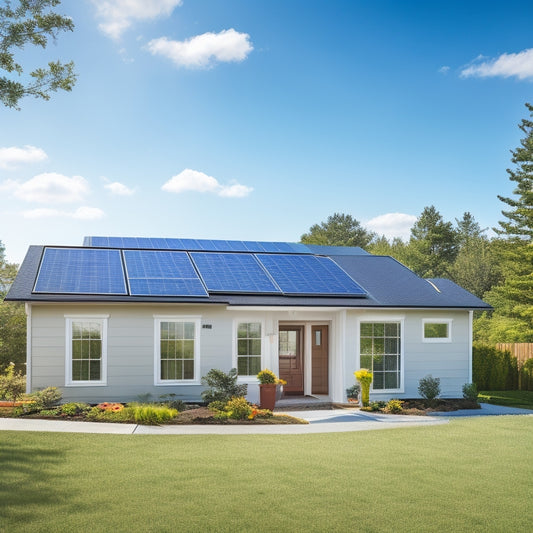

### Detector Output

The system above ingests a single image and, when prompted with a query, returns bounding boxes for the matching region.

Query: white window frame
[232,318,265,383]
[357,315,404,394]
[65,315,108,387]
[422,318,453,343]
[154,315,201,385]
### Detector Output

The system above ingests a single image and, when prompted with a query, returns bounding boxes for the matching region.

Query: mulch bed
[170,407,308,425]
[390,399,480,416]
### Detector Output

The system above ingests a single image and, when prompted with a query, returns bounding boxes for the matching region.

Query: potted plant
[257,369,278,411]
[346,383,360,404]
[276,378,287,401]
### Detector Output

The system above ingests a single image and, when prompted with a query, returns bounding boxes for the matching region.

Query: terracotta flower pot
[259,383,277,411]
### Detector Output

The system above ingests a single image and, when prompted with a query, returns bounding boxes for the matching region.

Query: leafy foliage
[462,383,478,403]
[0,0,76,109]
[201,368,248,404]
[0,361,25,401]
[472,344,518,390]
[384,399,403,413]
[28,386,61,408]
[256,368,277,384]
[301,213,375,248]
[354,369,373,406]
[418,375,441,403]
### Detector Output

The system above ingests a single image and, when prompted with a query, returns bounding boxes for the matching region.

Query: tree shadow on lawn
[0,438,68,526]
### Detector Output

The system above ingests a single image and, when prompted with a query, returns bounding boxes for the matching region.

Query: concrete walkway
[0,403,530,435]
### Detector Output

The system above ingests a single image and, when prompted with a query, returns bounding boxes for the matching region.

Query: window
[360,322,401,391]
[66,316,107,386]
[423,319,452,342]
[155,317,200,384]
[236,322,262,376]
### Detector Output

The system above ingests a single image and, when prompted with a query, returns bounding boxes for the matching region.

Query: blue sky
[2,0,533,264]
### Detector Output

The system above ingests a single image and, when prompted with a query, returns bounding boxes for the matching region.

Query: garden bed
[361,398,481,415]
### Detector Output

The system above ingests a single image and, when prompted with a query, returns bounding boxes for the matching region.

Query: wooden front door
[312,325,329,394]
[278,326,304,395]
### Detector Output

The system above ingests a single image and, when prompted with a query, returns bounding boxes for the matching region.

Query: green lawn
[1,417,532,532]
[479,390,533,410]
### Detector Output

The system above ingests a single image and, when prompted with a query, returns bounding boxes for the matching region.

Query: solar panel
[190,252,281,293]
[34,248,127,294]
[255,254,367,296]
[123,250,208,297]
[84,236,313,254]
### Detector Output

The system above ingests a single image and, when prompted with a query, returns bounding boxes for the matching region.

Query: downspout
[25,303,32,394]
[468,310,473,383]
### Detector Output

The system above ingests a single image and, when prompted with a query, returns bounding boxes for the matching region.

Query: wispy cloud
[2,173,90,204]
[365,213,417,240]
[92,0,182,40]
[0,145,47,169]
[104,181,135,196]
[161,168,253,198]
[460,48,533,80]
[438,65,450,74]
[22,207,105,220]
[147,29,253,68]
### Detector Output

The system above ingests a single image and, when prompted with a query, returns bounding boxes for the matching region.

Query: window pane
[183,340,194,359]
[72,360,82,380]
[90,340,102,359]
[237,339,247,356]
[425,323,448,338]
[360,323,373,336]
[237,357,249,375]
[161,341,169,358]
[237,323,248,338]
[373,338,384,355]
[72,340,82,359]
[160,321,169,340]
[248,323,261,338]
[385,355,398,371]
[385,338,398,355]
[360,354,372,369]
[89,323,101,339]
[385,372,398,389]
[360,338,373,355]
[89,361,101,381]
[373,354,384,371]
[72,322,82,339]
[315,330,321,346]
[374,323,384,336]
[250,339,261,356]
[385,323,398,337]
[183,322,195,339]
[183,360,194,379]
[249,356,261,375]
[81,340,90,358]
[373,373,384,390]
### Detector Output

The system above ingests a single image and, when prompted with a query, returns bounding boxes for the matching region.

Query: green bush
[86,406,135,423]
[0,363,25,402]
[520,359,533,391]
[418,375,441,404]
[257,369,277,384]
[225,397,252,420]
[384,399,403,414]
[29,387,62,409]
[462,383,478,402]
[159,394,186,411]
[472,344,519,390]
[60,402,91,416]
[201,368,248,404]
[346,383,360,400]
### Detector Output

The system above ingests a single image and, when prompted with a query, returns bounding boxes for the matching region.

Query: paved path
[0,403,530,435]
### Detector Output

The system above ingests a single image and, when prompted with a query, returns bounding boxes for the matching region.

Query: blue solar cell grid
[190,252,281,293]
[34,248,127,294]
[256,254,367,296]
[123,250,208,297]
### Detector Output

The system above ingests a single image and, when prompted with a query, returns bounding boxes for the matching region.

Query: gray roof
[5,243,491,309]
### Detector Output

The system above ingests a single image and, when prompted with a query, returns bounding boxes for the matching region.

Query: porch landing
[275,395,354,411]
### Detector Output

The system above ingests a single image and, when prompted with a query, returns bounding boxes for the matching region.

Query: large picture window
[155,317,200,384]
[236,322,262,376]
[66,316,107,386]
[360,322,401,391]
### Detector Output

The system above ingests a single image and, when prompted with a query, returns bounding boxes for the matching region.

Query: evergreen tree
[300,213,375,248]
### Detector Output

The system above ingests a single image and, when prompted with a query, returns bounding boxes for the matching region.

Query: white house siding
[344,309,471,401]
[28,304,472,404]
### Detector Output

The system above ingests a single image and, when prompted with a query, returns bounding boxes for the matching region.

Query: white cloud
[6,173,90,203]
[438,65,450,74]
[161,168,253,198]
[147,29,253,68]
[92,0,182,39]
[104,181,135,196]
[365,213,417,240]
[0,145,47,169]
[460,48,533,80]
[22,206,105,220]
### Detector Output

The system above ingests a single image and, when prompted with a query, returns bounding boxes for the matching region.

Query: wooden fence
[496,343,533,365]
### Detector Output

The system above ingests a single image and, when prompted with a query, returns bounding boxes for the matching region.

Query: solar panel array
[84,236,311,255]
[34,245,367,298]
[34,248,127,295]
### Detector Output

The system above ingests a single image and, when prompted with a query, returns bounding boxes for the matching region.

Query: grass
[479,390,533,410]
[1,416,532,532]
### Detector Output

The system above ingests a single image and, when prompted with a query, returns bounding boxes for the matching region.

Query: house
[6,236,491,404]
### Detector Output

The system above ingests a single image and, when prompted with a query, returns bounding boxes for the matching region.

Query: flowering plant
[96,402,124,412]
[257,369,278,384]
[354,369,373,407]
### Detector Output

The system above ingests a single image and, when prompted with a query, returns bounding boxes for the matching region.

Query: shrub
[60,402,91,416]
[472,344,519,390]
[133,404,178,425]
[462,383,478,402]
[346,383,360,400]
[418,375,441,404]
[86,405,135,423]
[0,363,26,403]
[28,387,62,409]
[159,393,186,411]
[225,397,252,420]
[520,359,533,391]
[354,369,373,406]
[363,401,386,412]
[384,399,404,414]
[201,368,248,404]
